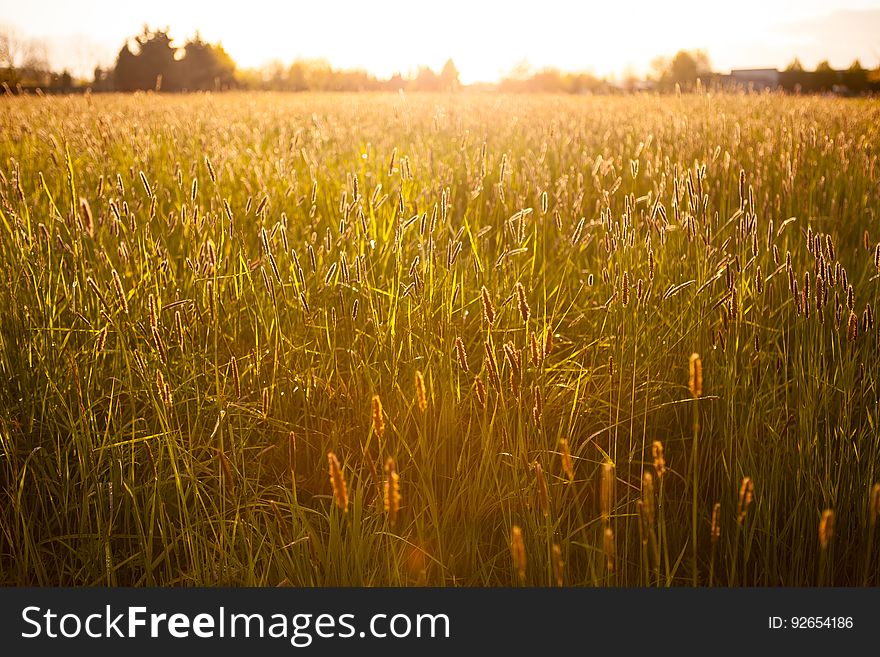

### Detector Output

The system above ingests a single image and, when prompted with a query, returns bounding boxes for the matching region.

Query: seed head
[384,457,401,526]
[454,337,469,372]
[230,356,241,398]
[111,269,128,314]
[600,462,615,522]
[689,353,703,398]
[818,509,834,550]
[510,525,526,581]
[652,440,666,479]
[552,543,564,586]
[529,331,542,366]
[414,371,427,412]
[155,370,171,407]
[710,502,721,543]
[603,526,615,572]
[327,452,349,512]
[559,438,574,482]
[737,477,753,524]
[95,326,108,353]
[515,281,531,323]
[372,395,385,437]
[532,387,542,425]
[474,375,487,408]
[480,286,496,325]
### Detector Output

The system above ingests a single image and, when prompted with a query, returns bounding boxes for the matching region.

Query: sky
[2,0,879,82]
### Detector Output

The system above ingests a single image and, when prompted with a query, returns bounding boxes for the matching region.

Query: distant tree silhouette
[440,59,460,91]
[814,60,837,92]
[0,27,51,88]
[112,27,236,92]
[843,60,867,93]
[499,66,604,94]
[113,27,177,91]
[652,50,710,90]
[413,66,440,91]
[177,35,235,90]
[785,58,804,72]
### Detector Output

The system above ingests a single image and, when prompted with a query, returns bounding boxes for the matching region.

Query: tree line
[2,26,879,95]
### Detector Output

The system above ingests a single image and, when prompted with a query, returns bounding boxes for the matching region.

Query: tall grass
[0,90,879,586]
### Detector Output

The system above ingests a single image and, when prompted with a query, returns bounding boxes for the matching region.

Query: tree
[844,60,867,93]
[0,27,51,88]
[413,66,439,91]
[112,27,240,92]
[439,58,460,91]
[113,27,178,91]
[785,58,804,72]
[814,60,837,91]
[177,35,235,90]
[653,50,711,91]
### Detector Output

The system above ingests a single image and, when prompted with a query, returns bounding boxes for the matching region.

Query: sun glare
[3,0,880,81]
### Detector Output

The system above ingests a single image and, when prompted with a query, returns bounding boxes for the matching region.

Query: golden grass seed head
[552,543,564,586]
[384,457,401,526]
[372,394,385,437]
[600,461,615,522]
[603,526,615,572]
[174,310,184,345]
[454,336,469,372]
[415,370,427,412]
[155,370,171,407]
[515,281,531,323]
[230,356,241,398]
[652,440,666,479]
[139,171,152,198]
[216,448,235,494]
[111,269,128,314]
[510,525,526,581]
[636,473,654,530]
[529,331,542,366]
[151,325,168,364]
[818,509,835,550]
[95,326,108,353]
[847,311,858,342]
[327,452,349,513]
[474,375,487,408]
[711,502,721,542]
[148,293,158,330]
[480,285,496,325]
[79,197,94,236]
[559,438,574,482]
[737,476,754,524]
[689,352,703,398]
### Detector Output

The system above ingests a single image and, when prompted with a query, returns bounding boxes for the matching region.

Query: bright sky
[2,0,880,82]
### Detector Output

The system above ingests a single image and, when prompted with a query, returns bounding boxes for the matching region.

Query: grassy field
[1,91,879,586]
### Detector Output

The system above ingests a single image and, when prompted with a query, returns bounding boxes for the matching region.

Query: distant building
[729,69,780,90]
